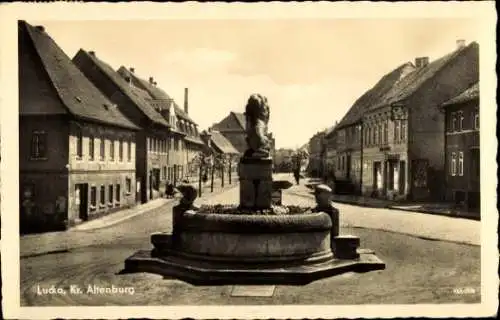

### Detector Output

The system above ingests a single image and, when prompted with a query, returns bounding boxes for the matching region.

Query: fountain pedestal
[239,157,273,209]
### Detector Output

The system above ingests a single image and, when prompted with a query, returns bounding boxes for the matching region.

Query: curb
[287,190,480,221]
[20,183,241,258]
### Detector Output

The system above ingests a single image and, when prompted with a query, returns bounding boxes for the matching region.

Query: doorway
[75,183,88,221]
[399,161,406,195]
[346,154,351,179]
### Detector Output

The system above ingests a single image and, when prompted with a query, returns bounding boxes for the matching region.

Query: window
[457,111,464,131]
[109,140,114,161]
[99,138,105,161]
[89,136,95,161]
[474,109,479,130]
[450,112,456,132]
[383,122,388,144]
[458,152,464,176]
[116,184,121,203]
[108,185,113,205]
[119,140,123,162]
[450,152,457,176]
[100,185,105,206]
[31,131,47,159]
[401,120,407,141]
[378,125,382,145]
[163,166,167,180]
[394,120,400,143]
[127,140,132,162]
[90,186,97,210]
[76,130,83,159]
[126,178,132,194]
[374,125,379,145]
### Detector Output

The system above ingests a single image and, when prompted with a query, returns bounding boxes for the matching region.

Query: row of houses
[18,21,250,233]
[307,39,480,212]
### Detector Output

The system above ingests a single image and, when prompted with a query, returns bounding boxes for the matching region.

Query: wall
[20,116,69,173]
[409,44,479,200]
[66,121,137,224]
[445,100,480,199]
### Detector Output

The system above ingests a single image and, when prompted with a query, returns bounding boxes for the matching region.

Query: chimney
[184,88,189,114]
[88,51,95,56]
[35,25,45,32]
[456,39,466,50]
[149,77,154,84]
[415,57,429,68]
[129,67,135,73]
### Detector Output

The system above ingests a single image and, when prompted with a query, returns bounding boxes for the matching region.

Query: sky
[32,19,480,149]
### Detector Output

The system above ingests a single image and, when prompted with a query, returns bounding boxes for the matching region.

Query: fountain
[123,94,385,285]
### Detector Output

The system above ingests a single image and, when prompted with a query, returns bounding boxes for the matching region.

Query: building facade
[73,50,171,203]
[19,21,139,232]
[116,68,206,186]
[442,83,480,212]
[361,41,479,201]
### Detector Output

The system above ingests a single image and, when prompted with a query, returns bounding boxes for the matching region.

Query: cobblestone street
[20,174,481,306]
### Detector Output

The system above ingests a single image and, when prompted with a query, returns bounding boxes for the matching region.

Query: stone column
[239,157,273,209]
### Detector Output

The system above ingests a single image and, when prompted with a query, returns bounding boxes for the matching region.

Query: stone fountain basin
[155,211,334,264]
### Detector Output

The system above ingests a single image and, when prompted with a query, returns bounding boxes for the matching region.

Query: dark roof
[442,82,479,106]
[116,67,196,124]
[19,21,138,130]
[324,125,337,138]
[73,49,170,128]
[370,42,479,110]
[232,112,246,130]
[336,62,416,129]
[210,131,240,154]
[184,135,205,146]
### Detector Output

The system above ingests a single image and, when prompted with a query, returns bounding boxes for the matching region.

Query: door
[399,161,406,195]
[76,183,88,221]
[149,170,153,200]
[346,154,351,179]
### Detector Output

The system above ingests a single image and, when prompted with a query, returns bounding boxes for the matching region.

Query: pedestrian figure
[165,182,175,198]
[294,168,301,185]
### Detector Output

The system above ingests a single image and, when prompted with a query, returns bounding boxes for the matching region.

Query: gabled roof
[19,21,138,130]
[370,42,479,110]
[336,62,416,130]
[73,49,170,128]
[232,112,246,130]
[442,82,479,106]
[116,67,196,124]
[209,131,240,155]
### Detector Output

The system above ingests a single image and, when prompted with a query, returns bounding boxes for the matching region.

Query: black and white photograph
[0,1,498,319]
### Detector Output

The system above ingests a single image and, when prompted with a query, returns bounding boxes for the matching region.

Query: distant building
[19,21,139,232]
[334,62,416,194]
[73,49,171,204]
[442,82,479,212]
[273,148,295,172]
[116,67,206,185]
[212,112,247,154]
[323,124,337,180]
[200,129,240,183]
[212,111,275,159]
[307,131,326,178]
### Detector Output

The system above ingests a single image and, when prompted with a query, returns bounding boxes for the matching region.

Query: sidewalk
[20,179,239,258]
[298,178,479,221]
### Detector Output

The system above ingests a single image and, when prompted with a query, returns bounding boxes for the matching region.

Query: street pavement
[18,173,481,306]
[209,173,480,246]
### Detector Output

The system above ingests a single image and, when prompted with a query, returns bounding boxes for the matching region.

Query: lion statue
[244,94,271,158]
